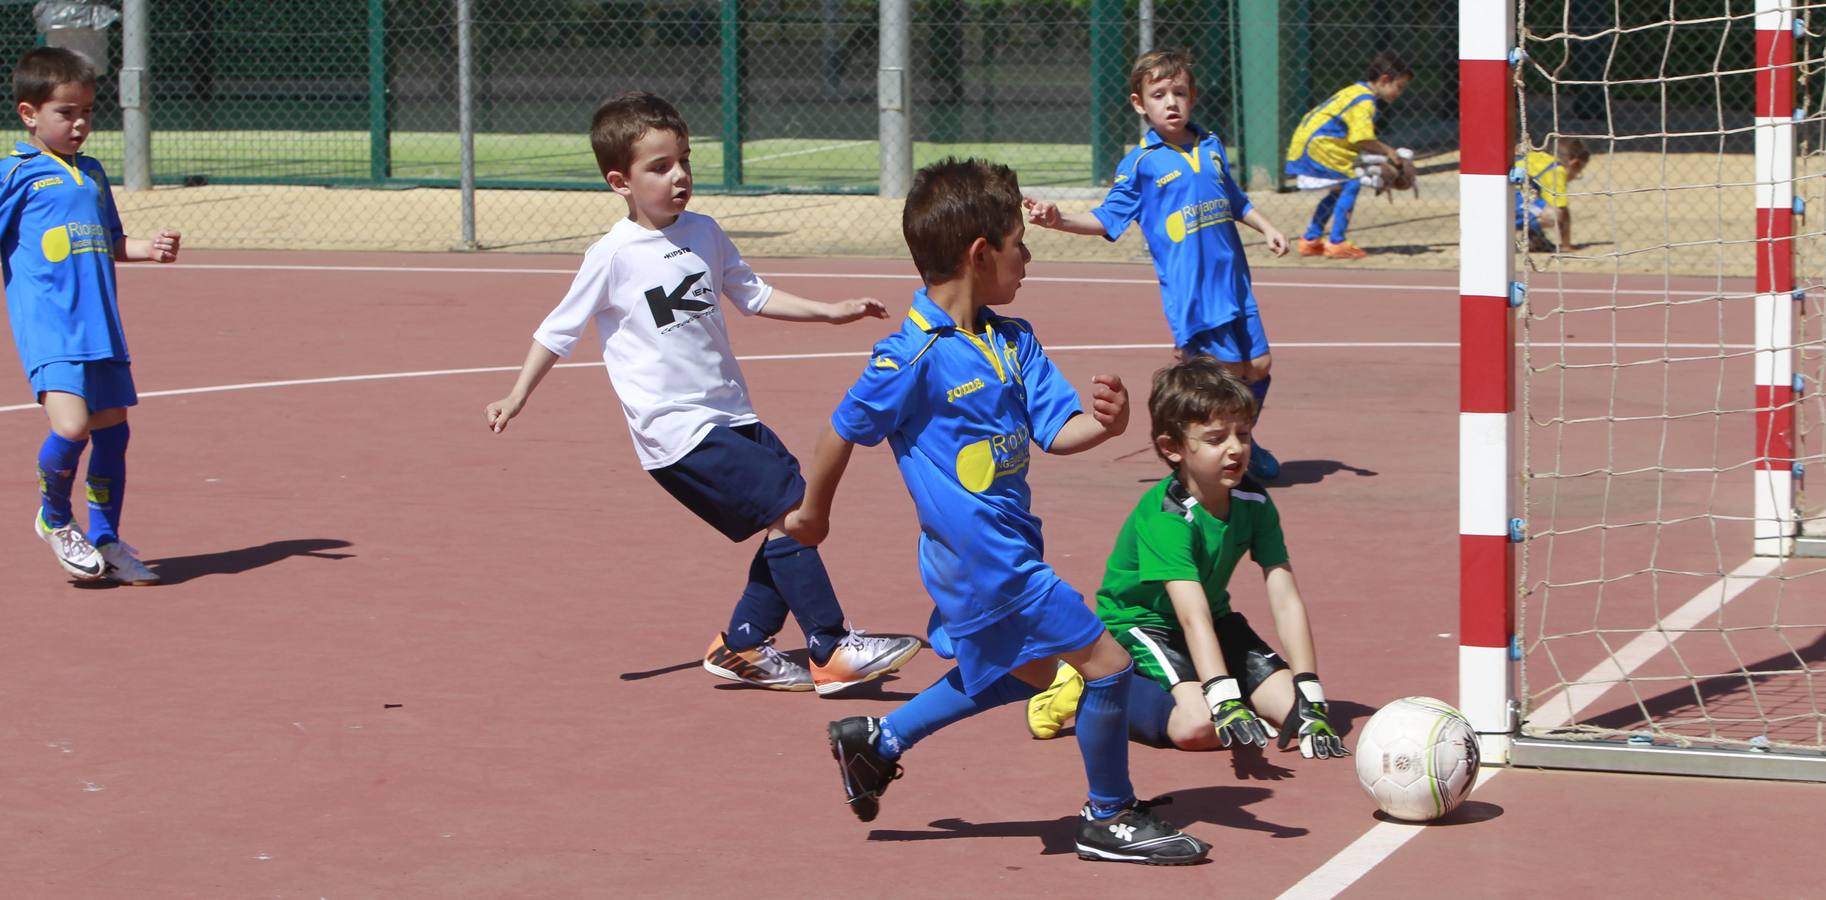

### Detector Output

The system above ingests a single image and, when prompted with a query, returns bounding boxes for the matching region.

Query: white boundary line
[1274,556,1778,900]
[123,263,1732,298]
[743,140,874,164]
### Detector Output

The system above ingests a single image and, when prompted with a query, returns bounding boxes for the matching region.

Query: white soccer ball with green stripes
[1353,696,1480,822]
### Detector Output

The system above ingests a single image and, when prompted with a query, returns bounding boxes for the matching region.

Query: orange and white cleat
[1322,240,1369,260]
[1295,237,1326,257]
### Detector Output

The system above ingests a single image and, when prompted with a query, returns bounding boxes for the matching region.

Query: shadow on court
[1372,799,1504,826]
[623,639,925,701]
[1271,459,1379,487]
[73,538,354,587]
[868,784,1305,850]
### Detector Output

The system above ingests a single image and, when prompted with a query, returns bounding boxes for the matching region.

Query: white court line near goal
[1274,556,1779,900]
[742,140,874,164]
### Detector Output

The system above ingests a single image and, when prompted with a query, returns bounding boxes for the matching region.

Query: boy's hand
[1087,374,1129,434]
[829,297,889,324]
[1261,225,1289,257]
[1203,676,1270,748]
[150,229,181,263]
[1277,673,1349,759]
[484,396,524,433]
[782,506,829,546]
[1022,196,1062,229]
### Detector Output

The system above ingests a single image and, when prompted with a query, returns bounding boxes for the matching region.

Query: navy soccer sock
[1304,189,1340,241]
[877,667,1037,759]
[1126,674,1178,748]
[724,542,790,651]
[762,534,848,665]
[36,432,87,528]
[1251,374,1272,422]
[1078,664,1136,817]
[1328,179,1363,244]
[84,421,128,546]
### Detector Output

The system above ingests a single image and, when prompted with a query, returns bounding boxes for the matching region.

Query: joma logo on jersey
[946,378,985,403]
[645,271,714,328]
[1155,169,1182,188]
[30,176,63,191]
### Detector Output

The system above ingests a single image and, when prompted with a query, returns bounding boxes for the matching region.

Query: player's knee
[1250,356,1272,381]
[1170,718,1220,750]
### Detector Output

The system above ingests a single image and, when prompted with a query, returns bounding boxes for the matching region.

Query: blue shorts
[28,360,137,411]
[928,579,1107,696]
[1181,302,1269,363]
[649,421,804,543]
[1515,193,1547,230]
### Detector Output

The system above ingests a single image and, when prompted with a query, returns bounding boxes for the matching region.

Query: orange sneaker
[703,633,814,691]
[1323,240,1368,260]
[1295,237,1326,257]
[810,629,922,696]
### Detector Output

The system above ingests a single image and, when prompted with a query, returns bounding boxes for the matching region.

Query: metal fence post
[367,0,390,182]
[720,0,746,188]
[1237,0,1281,191]
[878,0,911,198]
[457,0,476,249]
[119,0,149,191]
[1089,0,1126,182]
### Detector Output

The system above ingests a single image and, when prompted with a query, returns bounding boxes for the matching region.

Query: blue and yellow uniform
[0,142,128,381]
[832,289,1102,693]
[1285,83,1383,245]
[1515,149,1569,231]
[1092,124,1265,361]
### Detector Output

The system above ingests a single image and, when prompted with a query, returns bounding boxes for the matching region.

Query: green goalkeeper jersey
[1095,474,1290,632]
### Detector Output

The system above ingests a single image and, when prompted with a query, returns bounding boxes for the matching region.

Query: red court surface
[2,251,1821,897]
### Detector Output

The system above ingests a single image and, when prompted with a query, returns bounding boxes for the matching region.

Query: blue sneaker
[1247,443,1282,482]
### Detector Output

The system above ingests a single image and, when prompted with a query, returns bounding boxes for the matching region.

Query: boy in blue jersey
[2,48,180,584]
[1283,51,1413,260]
[785,158,1211,865]
[1025,48,1289,483]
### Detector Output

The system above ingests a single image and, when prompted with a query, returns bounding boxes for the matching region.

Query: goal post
[1459,0,1826,779]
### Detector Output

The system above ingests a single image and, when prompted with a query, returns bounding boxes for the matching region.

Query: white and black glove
[1203,676,1270,748]
[1277,673,1349,759]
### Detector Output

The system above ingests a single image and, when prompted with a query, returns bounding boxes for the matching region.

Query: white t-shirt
[533,212,774,469]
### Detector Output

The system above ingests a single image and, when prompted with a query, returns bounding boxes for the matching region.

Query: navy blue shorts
[649,422,805,542]
[29,360,138,412]
[929,578,1107,696]
[1182,303,1270,364]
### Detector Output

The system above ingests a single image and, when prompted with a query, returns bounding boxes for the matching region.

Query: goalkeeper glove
[1203,676,1269,748]
[1278,672,1349,759]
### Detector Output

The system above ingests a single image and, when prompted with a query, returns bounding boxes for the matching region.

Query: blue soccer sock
[725,542,789,651]
[84,421,128,547]
[1127,674,1178,748]
[877,668,1038,760]
[1251,374,1272,423]
[762,534,848,665]
[36,432,87,529]
[1078,664,1136,817]
[1304,189,1340,241]
[1328,179,1363,244]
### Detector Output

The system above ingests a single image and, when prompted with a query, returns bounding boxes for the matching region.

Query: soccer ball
[1353,696,1481,822]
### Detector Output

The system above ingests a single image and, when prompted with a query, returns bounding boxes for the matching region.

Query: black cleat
[1074,800,1211,866]
[828,716,902,822]
[1527,230,1557,253]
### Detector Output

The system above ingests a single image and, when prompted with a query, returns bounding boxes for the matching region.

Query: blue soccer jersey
[0,143,128,375]
[833,289,1084,637]
[1092,124,1257,347]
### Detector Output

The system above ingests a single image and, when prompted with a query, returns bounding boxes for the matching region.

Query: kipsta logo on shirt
[645,271,714,329]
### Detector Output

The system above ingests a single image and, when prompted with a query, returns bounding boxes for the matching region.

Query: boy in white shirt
[485,91,919,695]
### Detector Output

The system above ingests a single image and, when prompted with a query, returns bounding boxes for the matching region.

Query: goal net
[1502,0,1826,772]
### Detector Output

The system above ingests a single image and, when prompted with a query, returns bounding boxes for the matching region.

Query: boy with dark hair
[485,91,920,695]
[786,157,1210,865]
[1025,47,1290,483]
[1028,358,1348,762]
[1516,137,1591,253]
[3,47,182,584]
[1284,50,1415,259]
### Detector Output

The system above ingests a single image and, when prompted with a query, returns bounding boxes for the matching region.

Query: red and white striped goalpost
[1457,0,1517,760]
[1756,1,1800,557]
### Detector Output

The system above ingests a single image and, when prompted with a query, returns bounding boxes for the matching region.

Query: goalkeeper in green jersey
[1027,357,1348,759]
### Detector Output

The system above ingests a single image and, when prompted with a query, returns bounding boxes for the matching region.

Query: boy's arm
[484,342,561,433]
[114,229,181,263]
[1023,198,1109,236]
[782,425,855,546]
[756,288,888,324]
[1238,207,1289,257]
[1047,374,1129,454]
[1262,562,1349,758]
[1165,580,1270,748]
[1558,205,1575,250]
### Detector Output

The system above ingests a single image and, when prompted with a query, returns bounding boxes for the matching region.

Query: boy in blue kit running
[1284,51,1414,260]
[786,158,1210,865]
[3,48,180,584]
[1025,48,1289,482]
[485,92,919,695]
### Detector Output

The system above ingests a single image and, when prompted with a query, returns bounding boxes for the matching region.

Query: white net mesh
[1514,2,1826,754]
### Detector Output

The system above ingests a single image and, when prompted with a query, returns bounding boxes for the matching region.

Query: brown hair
[1128,48,1196,99]
[590,91,688,177]
[1148,356,1258,468]
[12,47,97,107]
[1366,50,1413,84]
[901,157,1023,283]
[1557,137,1591,164]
